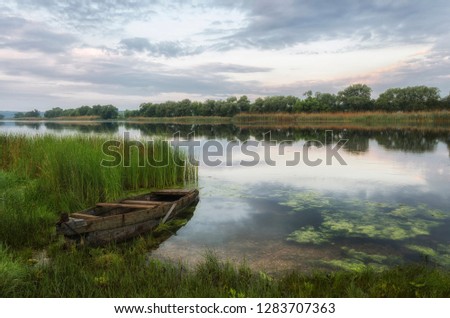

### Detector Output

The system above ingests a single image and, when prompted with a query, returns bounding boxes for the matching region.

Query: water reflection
[44,122,119,133]
[2,121,448,155]
[111,124,448,155]
[14,121,41,130]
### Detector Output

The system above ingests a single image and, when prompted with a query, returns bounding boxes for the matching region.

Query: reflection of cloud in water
[199,140,450,198]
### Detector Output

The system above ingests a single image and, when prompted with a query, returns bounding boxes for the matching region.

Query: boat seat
[96,203,158,209]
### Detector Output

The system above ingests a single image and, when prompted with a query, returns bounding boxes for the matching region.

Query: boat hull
[56,189,199,246]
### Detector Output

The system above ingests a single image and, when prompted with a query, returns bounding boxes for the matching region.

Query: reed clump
[0,134,197,247]
[233,110,450,126]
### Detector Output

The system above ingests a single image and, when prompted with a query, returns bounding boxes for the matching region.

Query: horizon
[1,1,450,111]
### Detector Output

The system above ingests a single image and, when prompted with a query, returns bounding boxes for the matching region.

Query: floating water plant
[407,244,450,267]
[279,191,332,211]
[287,226,332,245]
[281,190,449,243]
[319,247,400,272]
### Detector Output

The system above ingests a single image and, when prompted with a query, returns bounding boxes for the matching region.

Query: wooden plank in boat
[121,200,166,205]
[96,203,158,209]
[71,213,100,220]
[152,189,194,195]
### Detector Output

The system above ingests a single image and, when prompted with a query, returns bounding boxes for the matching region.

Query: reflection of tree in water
[250,128,448,155]
[44,122,119,133]
[44,122,450,155]
[44,123,63,131]
[336,130,371,154]
[15,122,41,129]
[374,130,445,153]
[125,123,243,140]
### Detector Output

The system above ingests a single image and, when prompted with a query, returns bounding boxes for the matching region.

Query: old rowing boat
[56,189,199,246]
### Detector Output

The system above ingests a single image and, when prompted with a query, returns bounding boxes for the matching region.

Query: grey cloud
[0,52,261,99]
[0,16,78,52]
[208,0,450,50]
[11,0,159,31]
[119,37,203,57]
[195,63,272,73]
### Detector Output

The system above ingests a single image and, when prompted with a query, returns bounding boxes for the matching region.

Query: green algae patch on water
[407,244,450,267]
[407,245,438,257]
[281,190,449,243]
[279,191,332,211]
[287,226,332,245]
[391,204,448,219]
[319,247,401,272]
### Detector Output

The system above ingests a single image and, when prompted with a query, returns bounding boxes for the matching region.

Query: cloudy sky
[1,0,450,111]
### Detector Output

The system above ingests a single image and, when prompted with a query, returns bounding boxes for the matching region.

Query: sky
[1,0,450,111]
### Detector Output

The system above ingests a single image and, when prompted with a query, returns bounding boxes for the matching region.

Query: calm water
[2,121,449,273]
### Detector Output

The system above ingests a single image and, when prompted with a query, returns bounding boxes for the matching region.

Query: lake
[1,120,449,273]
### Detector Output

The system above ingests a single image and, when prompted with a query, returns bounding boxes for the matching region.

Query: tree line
[13,105,119,119]
[7,84,450,120]
[128,84,449,118]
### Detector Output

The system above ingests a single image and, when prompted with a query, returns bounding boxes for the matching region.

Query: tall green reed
[0,134,197,247]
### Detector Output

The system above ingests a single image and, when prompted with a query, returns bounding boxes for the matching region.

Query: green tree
[178,99,192,116]
[337,84,373,111]
[44,107,64,118]
[250,97,264,113]
[376,86,441,111]
[441,93,450,110]
[99,105,119,119]
[78,105,92,116]
[237,95,250,112]
[15,109,40,118]
[315,92,337,112]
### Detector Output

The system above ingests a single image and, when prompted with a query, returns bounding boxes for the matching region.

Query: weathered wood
[121,200,166,205]
[152,189,194,195]
[56,189,199,244]
[71,213,99,220]
[85,219,160,246]
[63,206,168,234]
[96,203,158,209]
[161,203,177,224]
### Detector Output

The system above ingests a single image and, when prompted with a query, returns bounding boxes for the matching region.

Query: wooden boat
[56,189,199,246]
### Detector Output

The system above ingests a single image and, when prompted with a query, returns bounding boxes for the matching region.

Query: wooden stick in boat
[161,203,177,224]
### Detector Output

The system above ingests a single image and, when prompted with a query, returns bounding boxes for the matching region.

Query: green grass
[3,246,449,297]
[124,116,232,124]
[0,134,197,247]
[0,244,28,297]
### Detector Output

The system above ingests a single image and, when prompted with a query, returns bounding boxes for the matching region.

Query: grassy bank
[233,110,450,126]
[2,245,450,297]
[124,110,450,127]
[0,134,196,247]
[124,116,232,125]
[4,111,450,127]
